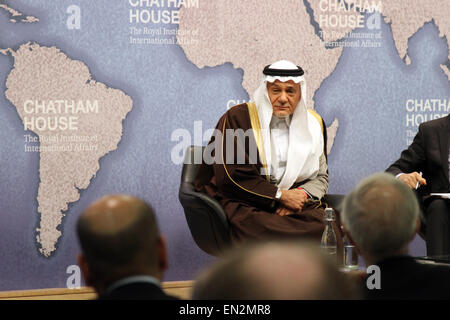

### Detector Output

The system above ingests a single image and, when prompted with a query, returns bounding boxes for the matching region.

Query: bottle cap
[324,208,335,221]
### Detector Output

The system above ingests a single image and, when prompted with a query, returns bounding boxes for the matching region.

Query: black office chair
[179,146,231,256]
[179,145,345,256]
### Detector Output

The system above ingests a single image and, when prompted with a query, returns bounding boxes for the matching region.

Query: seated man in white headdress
[194,60,342,246]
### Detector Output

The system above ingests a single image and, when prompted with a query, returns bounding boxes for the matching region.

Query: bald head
[193,241,356,300]
[77,195,165,290]
[80,194,156,236]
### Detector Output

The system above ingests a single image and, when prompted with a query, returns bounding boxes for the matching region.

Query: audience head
[193,240,357,300]
[76,194,167,295]
[341,172,420,264]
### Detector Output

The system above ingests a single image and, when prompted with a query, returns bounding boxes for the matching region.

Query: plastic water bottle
[321,208,337,260]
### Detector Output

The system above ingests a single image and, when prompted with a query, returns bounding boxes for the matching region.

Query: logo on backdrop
[66,265,81,289]
[317,0,383,48]
[404,98,449,145]
[366,265,381,290]
[128,0,200,45]
[66,5,81,30]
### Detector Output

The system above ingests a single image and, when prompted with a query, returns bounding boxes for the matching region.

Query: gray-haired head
[341,173,420,263]
[192,240,358,300]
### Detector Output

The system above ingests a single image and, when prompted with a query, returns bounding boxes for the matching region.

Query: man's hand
[279,189,307,211]
[398,172,427,189]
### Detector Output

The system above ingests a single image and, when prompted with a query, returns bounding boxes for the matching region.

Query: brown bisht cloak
[194,103,343,248]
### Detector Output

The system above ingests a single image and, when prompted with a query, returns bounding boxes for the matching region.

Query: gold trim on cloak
[221,103,274,199]
[247,102,270,180]
[307,108,325,134]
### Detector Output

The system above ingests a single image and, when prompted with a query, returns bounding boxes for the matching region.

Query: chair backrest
[179,146,231,256]
[323,194,345,210]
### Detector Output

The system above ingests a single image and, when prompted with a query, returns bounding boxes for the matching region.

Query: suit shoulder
[419,115,448,130]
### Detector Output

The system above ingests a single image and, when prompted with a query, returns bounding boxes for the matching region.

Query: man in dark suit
[76,194,178,300]
[341,173,450,299]
[386,115,450,255]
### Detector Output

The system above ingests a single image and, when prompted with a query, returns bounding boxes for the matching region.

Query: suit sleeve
[386,124,427,175]
[298,152,329,200]
[297,113,329,200]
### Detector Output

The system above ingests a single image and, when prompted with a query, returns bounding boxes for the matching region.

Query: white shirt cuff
[395,173,404,179]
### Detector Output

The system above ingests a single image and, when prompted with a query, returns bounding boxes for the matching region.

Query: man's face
[267,80,301,117]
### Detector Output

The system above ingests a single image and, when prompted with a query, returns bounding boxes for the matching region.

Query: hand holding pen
[398,171,427,190]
